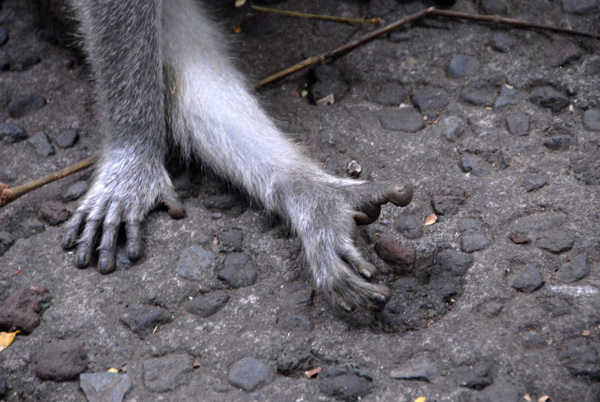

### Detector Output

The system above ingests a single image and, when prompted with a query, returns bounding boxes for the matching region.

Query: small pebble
[318,366,370,401]
[218,229,244,252]
[459,154,491,176]
[537,230,574,253]
[278,281,314,308]
[559,254,590,283]
[379,108,425,132]
[0,122,27,143]
[390,358,437,382]
[79,372,131,402]
[411,87,449,118]
[481,302,504,318]
[375,237,416,266]
[494,85,523,109]
[176,245,218,282]
[455,363,494,390]
[559,339,600,380]
[582,109,600,131]
[506,111,530,135]
[63,181,89,202]
[432,194,464,215]
[459,218,489,253]
[522,173,548,191]
[543,135,573,151]
[119,304,171,338]
[529,86,569,113]
[395,214,423,239]
[434,249,473,276]
[143,354,193,392]
[31,339,88,381]
[184,290,229,318]
[55,129,79,148]
[437,115,466,143]
[38,200,71,226]
[459,85,497,107]
[446,54,480,78]
[28,132,55,157]
[521,332,546,349]
[228,358,274,391]
[0,284,50,333]
[491,32,514,52]
[7,95,47,118]
[511,265,544,293]
[218,252,257,288]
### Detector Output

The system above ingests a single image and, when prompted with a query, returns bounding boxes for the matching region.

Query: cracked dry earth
[1,0,600,401]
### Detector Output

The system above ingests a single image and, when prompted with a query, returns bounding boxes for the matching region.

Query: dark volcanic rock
[562,0,600,14]
[55,130,79,148]
[511,265,544,293]
[319,366,370,401]
[437,115,466,142]
[218,252,258,288]
[184,290,229,318]
[494,85,523,109]
[411,88,449,118]
[560,339,600,380]
[277,344,314,374]
[455,363,494,390]
[28,132,55,157]
[38,200,71,226]
[7,95,47,118]
[119,304,171,338]
[379,108,425,132]
[395,214,423,239]
[582,109,600,131]
[0,122,27,143]
[31,339,87,381]
[491,32,514,52]
[522,173,548,191]
[529,86,569,112]
[446,54,480,78]
[143,354,193,392]
[432,194,464,215]
[435,249,473,276]
[506,111,530,136]
[543,135,573,151]
[228,357,274,391]
[459,219,489,253]
[218,229,244,252]
[559,254,590,283]
[0,284,50,333]
[278,281,315,309]
[459,154,491,176]
[176,245,219,288]
[459,85,497,107]
[390,358,437,382]
[63,181,89,202]
[537,230,574,253]
[79,372,132,402]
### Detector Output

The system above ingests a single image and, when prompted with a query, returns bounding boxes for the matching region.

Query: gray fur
[60,0,413,311]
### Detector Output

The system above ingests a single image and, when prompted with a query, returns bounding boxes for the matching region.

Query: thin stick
[254,6,600,89]
[250,5,381,24]
[430,8,600,40]
[0,156,97,208]
[254,8,431,89]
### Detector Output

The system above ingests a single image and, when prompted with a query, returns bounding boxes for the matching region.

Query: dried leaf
[107,368,119,373]
[0,330,20,352]
[304,366,322,379]
[523,395,532,402]
[424,213,437,226]
[234,0,246,8]
[414,397,426,402]
[538,396,550,402]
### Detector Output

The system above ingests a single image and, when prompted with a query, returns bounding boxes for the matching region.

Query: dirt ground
[1,0,600,401]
